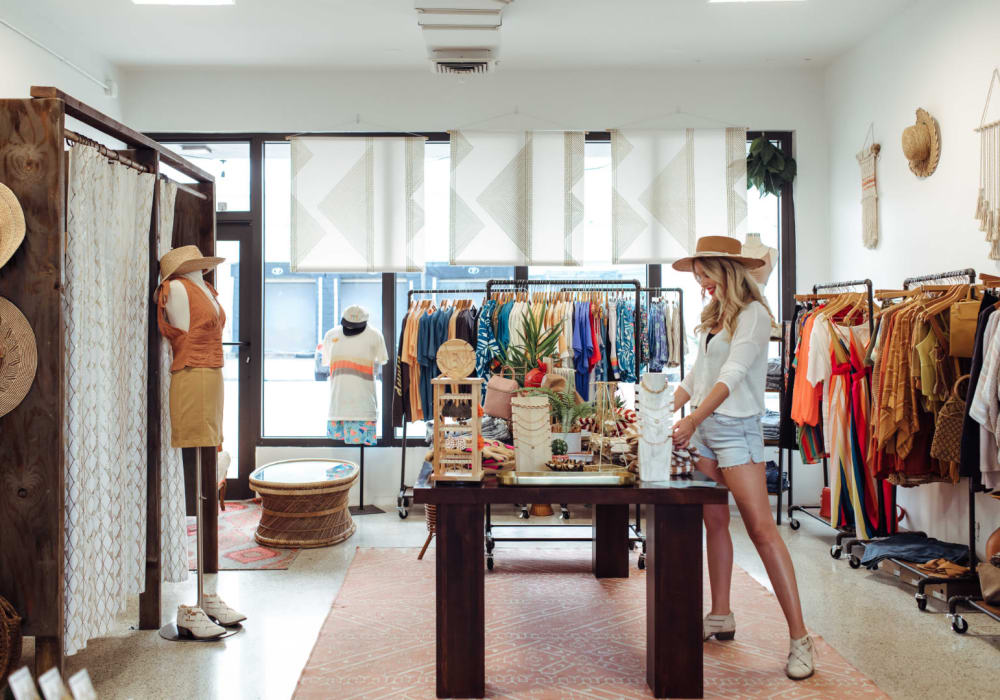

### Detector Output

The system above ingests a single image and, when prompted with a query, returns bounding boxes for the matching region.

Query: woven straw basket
[0,594,22,682]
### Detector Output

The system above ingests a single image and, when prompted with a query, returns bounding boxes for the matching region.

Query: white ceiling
[10,0,915,70]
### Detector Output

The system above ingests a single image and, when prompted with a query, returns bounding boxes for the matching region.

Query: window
[163,141,250,212]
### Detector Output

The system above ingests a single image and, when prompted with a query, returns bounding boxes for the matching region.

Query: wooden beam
[31,86,214,183]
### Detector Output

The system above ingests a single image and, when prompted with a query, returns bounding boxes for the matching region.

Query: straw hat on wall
[0,297,38,418]
[0,183,26,270]
[901,108,941,178]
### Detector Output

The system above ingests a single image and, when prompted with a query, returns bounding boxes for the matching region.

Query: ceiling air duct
[415,1,513,75]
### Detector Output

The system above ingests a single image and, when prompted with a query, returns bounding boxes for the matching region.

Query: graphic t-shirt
[322,325,389,421]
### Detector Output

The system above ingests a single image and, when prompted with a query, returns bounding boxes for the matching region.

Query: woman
[671,236,814,680]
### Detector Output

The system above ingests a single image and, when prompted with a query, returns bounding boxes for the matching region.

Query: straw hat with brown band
[0,183,26,270]
[672,235,767,272]
[158,245,225,281]
[0,297,38,418]
[902,108,941,178]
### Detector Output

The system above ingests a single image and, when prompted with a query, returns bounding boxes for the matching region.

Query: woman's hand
[672,415,698,449]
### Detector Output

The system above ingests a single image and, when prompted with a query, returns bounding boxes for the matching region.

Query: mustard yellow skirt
[169,367,224,448]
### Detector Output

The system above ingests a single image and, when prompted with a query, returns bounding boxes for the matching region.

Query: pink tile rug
[187,500,300,571]
[295,548,886,699]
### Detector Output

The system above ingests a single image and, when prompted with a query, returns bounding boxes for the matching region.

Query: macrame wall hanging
[976,68,1000,260]
[856,124,880,250]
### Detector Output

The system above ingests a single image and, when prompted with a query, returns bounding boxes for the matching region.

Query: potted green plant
[747,135,797,198]
[496,302,563,386]
[525,381,594,453]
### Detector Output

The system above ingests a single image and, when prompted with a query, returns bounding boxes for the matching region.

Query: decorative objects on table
[0,182,26,270]
[551,438,568,456]
[856,125,881,249]
[432,340,484,482]
[0,594,22,683]
[590,381,628,469]
[746,134,797,198]
[526,377,594,453]
[637,372,673,482]
[671,445,700,478]
[512,393,552,471]
[976,69,1000,259]
[0,297,38,418]
[901,107,940,178]
[484,365,518,420]
[249,459,360,548]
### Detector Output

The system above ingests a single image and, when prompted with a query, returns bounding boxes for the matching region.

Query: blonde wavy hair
[694,257,775,337]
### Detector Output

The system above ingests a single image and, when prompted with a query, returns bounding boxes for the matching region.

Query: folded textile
[482,415,512,442]
[765,460,788,493]
[860,533,969,570]
[762,409,780,441]
[915,558,970,578]
[766,358,782,392]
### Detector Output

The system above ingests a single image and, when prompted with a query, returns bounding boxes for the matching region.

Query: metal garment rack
[482,278,647,570]
[396,287,487,519]
[638,287,686,413]
[785,279,874,556]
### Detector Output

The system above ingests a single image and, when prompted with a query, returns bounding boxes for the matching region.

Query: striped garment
[322,325,388,421]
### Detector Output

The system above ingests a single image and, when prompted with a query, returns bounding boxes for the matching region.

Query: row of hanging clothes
[785,286,895,541]
[477,290,640,401]
[639,293,684,373]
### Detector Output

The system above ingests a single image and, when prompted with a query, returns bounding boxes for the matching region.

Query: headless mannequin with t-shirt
[160,263,246,640]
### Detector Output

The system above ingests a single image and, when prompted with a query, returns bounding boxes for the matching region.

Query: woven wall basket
[0,594,22,682]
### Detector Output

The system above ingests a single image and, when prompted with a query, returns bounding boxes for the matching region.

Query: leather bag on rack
[949,300,980,358]
[484,366,519,420]
[930,375,970,463]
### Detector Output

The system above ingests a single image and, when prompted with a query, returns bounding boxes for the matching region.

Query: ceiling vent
[415,1,513,75]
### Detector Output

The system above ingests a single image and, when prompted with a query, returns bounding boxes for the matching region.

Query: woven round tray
[249,459,360,548]
[0,594,22,682]
[436,339,475,379]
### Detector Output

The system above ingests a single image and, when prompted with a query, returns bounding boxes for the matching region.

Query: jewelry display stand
[159,449,242,642]
[638,373,673,482]
[511,394,552,471]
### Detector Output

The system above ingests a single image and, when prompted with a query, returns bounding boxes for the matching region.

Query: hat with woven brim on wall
[158,245,225,281]
[0,183,26,270]
[902,108,941,178]
[672,235,767,272]
[0,297,38,418]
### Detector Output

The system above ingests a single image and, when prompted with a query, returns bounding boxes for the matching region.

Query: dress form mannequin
[157,246,245,640]
[742,232,778,287]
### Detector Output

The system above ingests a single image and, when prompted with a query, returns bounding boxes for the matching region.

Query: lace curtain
[610,128,747,263]
[449,131,585,266]
[64,145,155,654]
[157,180,187,583]
[290,136,426,272]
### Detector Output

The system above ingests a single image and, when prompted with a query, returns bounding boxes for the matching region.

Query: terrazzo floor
[19,504,1000,699]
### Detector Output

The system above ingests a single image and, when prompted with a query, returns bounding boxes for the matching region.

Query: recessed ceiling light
[132,1,235,6]
[709,1,805,4]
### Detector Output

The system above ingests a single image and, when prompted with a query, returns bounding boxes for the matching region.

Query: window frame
[146,130,795,467]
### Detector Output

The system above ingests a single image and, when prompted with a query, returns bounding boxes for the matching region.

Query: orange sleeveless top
[157,277,227,373]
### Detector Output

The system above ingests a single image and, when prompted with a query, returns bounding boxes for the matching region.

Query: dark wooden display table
[413,474,729,699]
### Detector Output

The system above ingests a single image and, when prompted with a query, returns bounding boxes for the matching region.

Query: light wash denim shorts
[690,413,765,469]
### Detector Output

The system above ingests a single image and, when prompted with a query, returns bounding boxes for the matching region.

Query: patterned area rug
[295,548,886,699]
[187,500,300,571]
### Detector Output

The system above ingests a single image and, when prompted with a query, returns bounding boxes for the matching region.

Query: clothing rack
[902,268,977,289]
[396,287,487,519]
[785,279,875,555]
[483,278,647,570]
[638,286,686,381]
[0,87,216,674]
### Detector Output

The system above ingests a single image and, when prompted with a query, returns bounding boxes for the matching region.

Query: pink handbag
[484,366,519,420]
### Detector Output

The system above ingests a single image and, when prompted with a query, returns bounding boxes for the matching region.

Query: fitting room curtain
[610,127,747,263]
[449,130,585,266]
[156,180,188,584]
[290,136,426,272]
[64,145,155,655]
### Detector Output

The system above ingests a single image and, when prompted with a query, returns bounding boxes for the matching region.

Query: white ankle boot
[786,635,816,680]
[202,593,247,627]
[176,605,226,639]
[703,612,735,640]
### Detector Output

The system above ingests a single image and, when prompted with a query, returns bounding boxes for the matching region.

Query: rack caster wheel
[849,555,861,569]
[518,508,530,519]
[486,555,494,571]
[951,615,968,634]
[916,594,928,611]
[789,518,800,530]
[830,545,842,559]
[637,555,646,570]
[396,496,409,519]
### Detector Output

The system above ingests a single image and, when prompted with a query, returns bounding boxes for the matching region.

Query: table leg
[592,503,629,578]
[436,502,485,698]
[647,503,703,698]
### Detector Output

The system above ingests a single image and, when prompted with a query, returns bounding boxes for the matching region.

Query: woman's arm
[673,386,690,413]
[673,382,729,448]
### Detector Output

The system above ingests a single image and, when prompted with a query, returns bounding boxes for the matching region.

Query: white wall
[826,0,1000,557]
[0,9,123,126]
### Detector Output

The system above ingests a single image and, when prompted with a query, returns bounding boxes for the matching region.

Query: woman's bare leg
[695,456,733,616]
[724,461,807,639]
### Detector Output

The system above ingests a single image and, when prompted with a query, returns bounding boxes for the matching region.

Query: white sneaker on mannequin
[176,605,226,639]
[202,593,247,627]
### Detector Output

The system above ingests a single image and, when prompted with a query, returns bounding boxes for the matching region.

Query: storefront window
[163,142,250,212]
